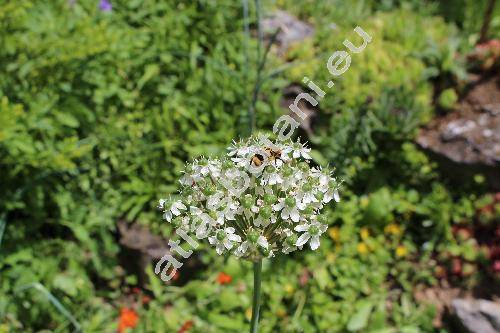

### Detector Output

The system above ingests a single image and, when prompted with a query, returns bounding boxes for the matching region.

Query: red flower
[118,308,139,333]
[451,258,462,276]
[216,272,232,285]
[141,295,152,305]
[493,260,500,273]
[178,320,194,333]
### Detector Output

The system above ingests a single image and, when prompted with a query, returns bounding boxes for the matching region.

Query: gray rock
[261,10,314,55]
[451,298,500,333]
[417,75,500,190]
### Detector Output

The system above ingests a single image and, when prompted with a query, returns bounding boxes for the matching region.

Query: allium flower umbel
[159,135,341,260]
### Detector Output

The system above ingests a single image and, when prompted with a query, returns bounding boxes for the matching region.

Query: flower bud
[303,206,314,215]
[260,206,272,219]
[285,197,295,207]
[260,247,271,257]
[263,193,277,205]
[216,230,226,241]
[317,215,328,224]
[283,166,293,177]
[309,225,319,235]
[298,162,309,172]
[286,234,298,246]
[242,194,254,209]
[247,230,259,243]
[172,217,182,228]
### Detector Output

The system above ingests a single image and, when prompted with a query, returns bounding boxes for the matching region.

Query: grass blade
[0,215,5,249]
[15,282,81,332]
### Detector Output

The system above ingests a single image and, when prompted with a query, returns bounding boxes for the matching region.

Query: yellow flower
[385,223,402,236]
[276,308,287,318]
[245,308,253,321]
[284,284,295,295]
[326,252,336,264]
[357,243,368,255]
[396,245,408,258]
[328,227,340,242]
[360,227,370,240]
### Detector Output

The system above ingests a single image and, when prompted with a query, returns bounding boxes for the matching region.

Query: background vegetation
[1,0,499,332]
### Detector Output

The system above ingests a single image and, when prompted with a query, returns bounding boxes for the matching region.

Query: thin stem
[479,0,496,43]
[248,0,262,133]
[249,259,263,333]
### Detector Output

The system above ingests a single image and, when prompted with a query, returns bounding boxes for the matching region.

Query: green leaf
[0,216,5,249]
[309,150,328,166]
[137,64,160,89]
[314,266,331,290]
[15,283,81,332]
[54,111,79,128]
[53,274,78,297]
[218,289,242,311]
[207,313,245,330]
[347,300,374,332]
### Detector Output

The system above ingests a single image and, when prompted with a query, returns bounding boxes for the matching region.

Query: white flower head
[159,135,340,259]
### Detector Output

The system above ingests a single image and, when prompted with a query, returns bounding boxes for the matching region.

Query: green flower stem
[250,258,263,333]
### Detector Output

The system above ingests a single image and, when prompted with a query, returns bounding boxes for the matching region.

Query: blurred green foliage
[1,0,498,332]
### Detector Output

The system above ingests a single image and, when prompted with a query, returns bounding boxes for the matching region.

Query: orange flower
[118,308,139,333]
[178,320,194,333]
[217,272,232,285]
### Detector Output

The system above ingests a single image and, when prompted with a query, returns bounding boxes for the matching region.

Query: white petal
[163,211,173,222]
[296,233,310,247]
[257,236,269,249]
[294,224,309,232]
[290,208,300,223]
[310,236,320,250]
[190,206,202,215]
[297,200,307,210]
[228,234,241,242]
[196,224,209,239]
[225,227,235,234]
[323,192,333,203]
[240,241,249,252]
[223,239,234,250]
[333,190,340,203]
[273,203,283,211]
